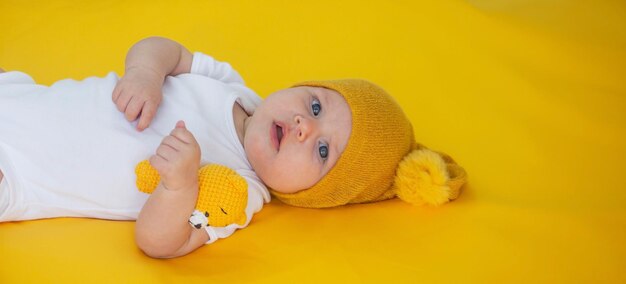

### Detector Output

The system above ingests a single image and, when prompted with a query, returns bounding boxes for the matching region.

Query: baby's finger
[112,83,122,102]
[156,143,177,161]
[149,155,166,172]
[114,91,132,113]
[169,126,196,144]
[161,135,184,152]
[137,101,157,131]
[124,97,144,122]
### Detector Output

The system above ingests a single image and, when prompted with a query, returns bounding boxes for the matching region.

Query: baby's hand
[149,121,201,191]
[112,66,164,131]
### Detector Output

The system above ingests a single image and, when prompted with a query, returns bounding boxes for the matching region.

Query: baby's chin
[264,178,314,194]
[270,186,306,194]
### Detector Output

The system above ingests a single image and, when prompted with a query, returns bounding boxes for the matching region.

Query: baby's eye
[318,142,329,161]
[311,98,322,116]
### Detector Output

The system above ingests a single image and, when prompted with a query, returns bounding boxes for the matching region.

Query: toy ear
[392,148,466,206]
[135,160,160,194]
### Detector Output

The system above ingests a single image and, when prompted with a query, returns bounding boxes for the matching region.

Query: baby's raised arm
[112,37,193,131]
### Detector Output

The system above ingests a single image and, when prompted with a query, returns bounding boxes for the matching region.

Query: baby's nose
[294,115,315,142]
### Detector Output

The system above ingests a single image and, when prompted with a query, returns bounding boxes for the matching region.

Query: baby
[0,37,466,258]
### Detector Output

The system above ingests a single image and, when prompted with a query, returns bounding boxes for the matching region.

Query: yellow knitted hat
[270,79,467,208]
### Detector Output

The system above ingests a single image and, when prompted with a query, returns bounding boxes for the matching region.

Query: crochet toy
[135,160,248,229]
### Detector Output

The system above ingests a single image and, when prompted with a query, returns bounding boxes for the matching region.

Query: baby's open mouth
[276,124,283,147]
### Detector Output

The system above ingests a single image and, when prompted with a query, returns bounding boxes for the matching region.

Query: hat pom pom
[394,149,452,206]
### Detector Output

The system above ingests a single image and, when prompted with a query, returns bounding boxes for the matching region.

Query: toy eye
[220,207,228,215]
[204,211,209,217]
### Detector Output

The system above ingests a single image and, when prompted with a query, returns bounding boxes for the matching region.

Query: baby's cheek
[245,140,267,167]
[281,156,321,190]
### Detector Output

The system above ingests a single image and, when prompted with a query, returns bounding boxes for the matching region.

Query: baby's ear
[392,148,466,206]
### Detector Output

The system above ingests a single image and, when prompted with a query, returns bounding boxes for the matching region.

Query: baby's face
[244,86,352,194]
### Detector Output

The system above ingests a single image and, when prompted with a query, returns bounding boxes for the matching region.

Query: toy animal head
[136,161,248,228]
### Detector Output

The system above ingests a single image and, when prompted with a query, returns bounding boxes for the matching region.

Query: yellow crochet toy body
[135,160,248,229]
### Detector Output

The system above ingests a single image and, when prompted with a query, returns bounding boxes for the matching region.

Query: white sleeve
[0,71,36,85]
[190,52,246,85]
[190,52,262,115]
[202,172,270,244]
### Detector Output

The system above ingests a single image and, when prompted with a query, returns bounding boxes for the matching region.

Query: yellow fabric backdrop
[1,0,625,282]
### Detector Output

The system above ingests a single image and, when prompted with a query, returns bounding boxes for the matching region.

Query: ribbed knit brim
[270,79,415,208]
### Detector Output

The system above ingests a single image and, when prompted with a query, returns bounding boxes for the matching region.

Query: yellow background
[1,0,625,282]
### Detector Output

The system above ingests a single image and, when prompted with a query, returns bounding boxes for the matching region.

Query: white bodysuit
[0,52,270,244]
